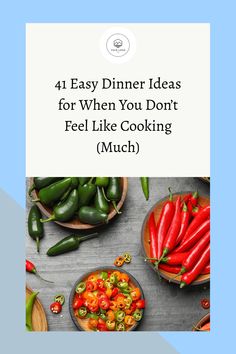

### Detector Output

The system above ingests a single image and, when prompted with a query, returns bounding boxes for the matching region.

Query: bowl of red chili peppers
[69,267,145,331]
[142,190,210,286]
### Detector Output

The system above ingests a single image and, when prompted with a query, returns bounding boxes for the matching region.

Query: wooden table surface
[26,177,210,331]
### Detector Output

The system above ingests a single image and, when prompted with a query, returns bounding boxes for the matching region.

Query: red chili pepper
[135,299,145,309]
[201,298,210,309]
[161,252,189,265]
[161,196,182,258]
[180,244,210,287]
[25,259,54,283]
[159,263,182,274]
[111,287,119,298]
[148,212,158,262]
[189,191,198,207]
[191,205,203,218]
[73,294,84,309]
[181,193,191,206]
[173,219,210,254]
[202,263,210,274]
[159,263,210,275]
[156,188,175,259]
[171,231,210,280]
[181,205,210,244]
[50,301,62,314]
[175,202,191,246]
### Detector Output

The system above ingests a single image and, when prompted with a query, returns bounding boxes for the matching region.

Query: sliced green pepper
[100,271,108,280]
[132,309,143,321]
[86,313,99,320]
[123,253,132,263]
[109,274,118,284]
[54,294,65,305]
[116,322,126,331]
[117,281,129,289]
[104,279,113,289]
[115,310,125,322]
[78,306,87,318]
[75,282,86,294]
[124,297,132,309]
[100,313,107,321]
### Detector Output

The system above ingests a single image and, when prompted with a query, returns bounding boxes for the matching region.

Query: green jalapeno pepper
[106,177,122,214]
[123,252,132,263]
[41,189,79,223]
[78,177,90,186]
[121,286,132,294]
[47,232,98,256]
[116,322,126,331]
[54,294,65,305]
[76,282,86,294]
[78,306,87,318]
[78,206,108,225]
[95,177,110,201]
[100,271,108,280]
[124,297,132,309]
[117,281,129,290]
[34,178,72,205]
[77,178,96,208]
[28,205,44,253]
[86,313,99,320]
[29,177,63,196]
[95,177,109,187]
[140,177,149,201]
[115,310,125,322]
[132,309,143,321]
[109,274,118,284]
[95,186,110,214]
[104,279,113,289]
[26,291,39,331]
[100,313,107,321]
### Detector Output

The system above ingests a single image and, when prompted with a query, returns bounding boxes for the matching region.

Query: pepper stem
[79,232,98,242]
[180,281,186,288]
[36,237,40,253]
[88,177,95,184]
[102,187,110,202]
[28,184,35,197]
[40,215,55,223]
[168,187,173,201]
[35,271,54,283]
[169,267,185,283]
[31,198,40,202]
[112,201,122,214]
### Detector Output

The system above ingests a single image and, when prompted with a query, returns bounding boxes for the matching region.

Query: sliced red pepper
[86,280,98,292]
[111,287,119,298]
[135,299,145,309]
[99,296,110,310]
[73,294,84,309]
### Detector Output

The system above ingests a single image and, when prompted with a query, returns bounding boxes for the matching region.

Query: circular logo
[106,33,130,57]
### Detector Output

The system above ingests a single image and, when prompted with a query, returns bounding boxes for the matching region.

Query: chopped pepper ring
[123,253,132,263]
[114,256,125,267]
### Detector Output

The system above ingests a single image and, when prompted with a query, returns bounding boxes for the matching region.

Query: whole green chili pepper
[95,177,109,187]
[78,177,90,186]
[94,186,110,214]
[41,189,79,223]
[33,177,72,205]
[28,205,44,253]
[26,291,39,331]
[140,177,149,200]
[28,177,63,196]
[78,206,108,225]
[78,178,96,208]
[47,232,98,256]
[106,177,122,214]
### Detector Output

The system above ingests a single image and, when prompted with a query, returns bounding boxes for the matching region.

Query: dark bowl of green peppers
[29,177,128,229]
